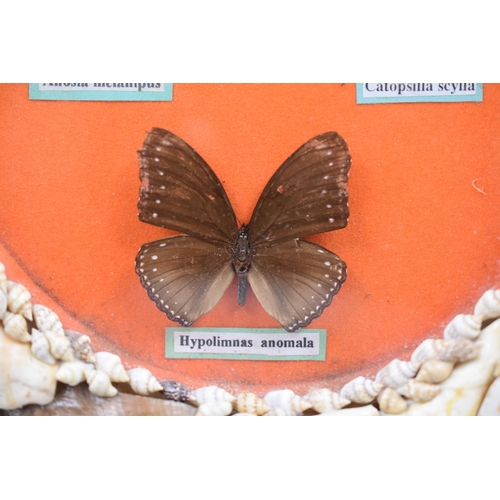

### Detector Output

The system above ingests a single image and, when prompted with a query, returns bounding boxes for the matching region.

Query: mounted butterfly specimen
[135,128,350,332]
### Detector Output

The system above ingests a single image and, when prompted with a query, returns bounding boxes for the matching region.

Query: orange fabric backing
[0,83,498,393]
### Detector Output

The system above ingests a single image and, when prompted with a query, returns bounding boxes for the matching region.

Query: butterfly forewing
[248,132,350,246]
[138,128,239,244]
[136,235,235,326]
[248,239,347,331]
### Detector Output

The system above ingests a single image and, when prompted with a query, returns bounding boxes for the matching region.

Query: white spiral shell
[2,311,30,343]
[411,338,479,364]
[5,281,33,321]
[443,314,482,340]
[474,289,500,320]
[33,304,65,337]
[195,402,233,416]
[263,389,311,415]
[397,380,441,403]
[94,352,130,383]
[234,392,270,415]
[415,360,454,384]
[56,359,94,386]
[375,359,420,389]
[65,330,95,364]
[127,367,163,395]
[30,328,57,365]
[190,386,236,406]
[340,376,384,404]
[303,388,350,413]
[45,330,74,362]
[377,387,408,414]
[86,369,118,398]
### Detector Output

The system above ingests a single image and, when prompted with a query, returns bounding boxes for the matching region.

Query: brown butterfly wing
[247,239,347,332]
[138,128,238,244]
[248,132,350,246]
[136,235,234,326]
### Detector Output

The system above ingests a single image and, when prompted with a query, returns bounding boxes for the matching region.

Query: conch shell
[411,338,479,364]
[2,312,30,343]
[127,367,163,396]
[0,325,58,409]
[65,330,95,364]
[263,389,311,415]
[340,376,383,404]
[375,359,420,389]
[477,377,500,416]
[5,280,33,321]
[33,304,65,337]
[94,352,129,383]
[195,402,233,416]
[474,289,500,320]
[303,388,350,413]
[397,380,441,403]
[399,318,500,415]
[45,330,74,362]
[415,360,454,384]
[377,387,408,414]
[86,369,118,398]
[234,392,270,415]
[56,359,94,386]
[190,386,236,406]
[30,328,57,365]
[159,380,191,403]
[443,314,482,340]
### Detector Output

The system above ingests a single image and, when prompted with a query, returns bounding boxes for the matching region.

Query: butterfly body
[136,128,350,332]
[232,225,253,306]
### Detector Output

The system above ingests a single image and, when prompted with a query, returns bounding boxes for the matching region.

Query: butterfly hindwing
[135,235,235,326]
[138,128,239,244]
[248,239,347,331]
[248,132,350,246]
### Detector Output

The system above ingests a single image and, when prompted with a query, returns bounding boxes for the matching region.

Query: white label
[173,331,320,356]
[363,83,477,98]
[37,83,165,92]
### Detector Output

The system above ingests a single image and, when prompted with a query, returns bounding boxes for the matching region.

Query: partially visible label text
[357,83,482,103]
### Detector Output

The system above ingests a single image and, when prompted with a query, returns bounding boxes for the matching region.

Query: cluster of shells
[1,260,500,415]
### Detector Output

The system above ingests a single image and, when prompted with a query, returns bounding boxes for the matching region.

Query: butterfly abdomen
[232,225,253,306]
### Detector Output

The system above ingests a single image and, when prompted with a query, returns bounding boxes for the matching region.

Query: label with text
[29,83,173,101]
[356,83,482,104]
[165,327,326,360]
